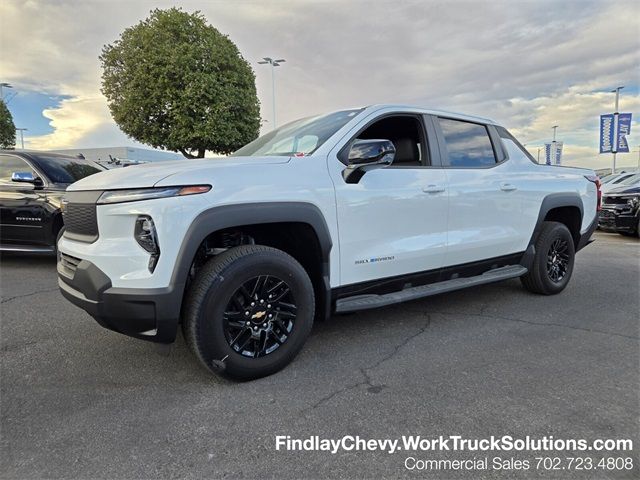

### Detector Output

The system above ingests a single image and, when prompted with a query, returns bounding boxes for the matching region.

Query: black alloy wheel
[546,238,570,283]
[223,275,297,358]
[521,221,575,295]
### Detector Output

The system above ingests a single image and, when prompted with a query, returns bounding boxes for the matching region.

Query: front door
[0,154,46,245]
[328,113,449,286]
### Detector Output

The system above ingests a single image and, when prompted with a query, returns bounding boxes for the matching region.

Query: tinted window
[439,118,496,167]
[0,155,35,185]
[232,109,362,157]
[31,155,102,184]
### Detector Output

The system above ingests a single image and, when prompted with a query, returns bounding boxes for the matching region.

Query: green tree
[100,8,260,158]
[0,100,16,149]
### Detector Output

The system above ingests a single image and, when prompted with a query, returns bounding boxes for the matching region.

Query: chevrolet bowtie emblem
[251,311,267,320]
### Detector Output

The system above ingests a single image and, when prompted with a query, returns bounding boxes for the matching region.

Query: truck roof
[364,104,499,126]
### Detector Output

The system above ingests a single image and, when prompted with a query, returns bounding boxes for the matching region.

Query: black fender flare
[521,193,585,268]
[169,201,333,316]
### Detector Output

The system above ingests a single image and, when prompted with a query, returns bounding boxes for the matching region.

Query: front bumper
[57,255,182,343]
[598,207,639,233]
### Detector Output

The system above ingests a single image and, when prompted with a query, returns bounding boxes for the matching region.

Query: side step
[0,244,55,254]
[335,265,528,313]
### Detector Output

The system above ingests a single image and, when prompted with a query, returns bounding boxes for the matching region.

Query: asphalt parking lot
[1,231,638,479]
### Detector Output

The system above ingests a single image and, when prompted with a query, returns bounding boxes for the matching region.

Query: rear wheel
[183,245,314,380]
[521,221,575,295]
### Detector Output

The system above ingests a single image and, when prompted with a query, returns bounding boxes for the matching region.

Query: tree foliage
[100,8,260,158]
[0,100,16,150]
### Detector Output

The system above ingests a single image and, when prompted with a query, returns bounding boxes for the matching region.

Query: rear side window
[438,118,496,167]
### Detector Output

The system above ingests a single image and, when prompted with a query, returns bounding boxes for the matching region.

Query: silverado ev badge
[355,255,396,265]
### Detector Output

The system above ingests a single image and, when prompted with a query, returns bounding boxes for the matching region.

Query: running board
[0,244,55,254]
[335,265,528,313]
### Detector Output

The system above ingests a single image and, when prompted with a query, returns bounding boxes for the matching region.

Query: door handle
[500,183,517,192]
[422,185,445,194]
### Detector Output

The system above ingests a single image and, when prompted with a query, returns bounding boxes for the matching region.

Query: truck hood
[605,183,640,195]
[67,156,291,191]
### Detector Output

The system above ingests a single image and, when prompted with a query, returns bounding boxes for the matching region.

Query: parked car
[0,151,104,253]
[599,181,640,237]
[57,105,599,379]
[600,172,638,192]
[601,172,640,193]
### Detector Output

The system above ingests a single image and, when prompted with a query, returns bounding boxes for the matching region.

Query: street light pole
[257,57,286,129]
[611,86,624,174]
[16,128,27,149]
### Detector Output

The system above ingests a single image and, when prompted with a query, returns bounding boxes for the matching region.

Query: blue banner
[599,114,614,153]
[544,143,551,165]
[544,142,563,165]
[616,113,632,153]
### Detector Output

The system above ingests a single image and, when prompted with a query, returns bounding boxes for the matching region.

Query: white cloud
[0,0,638,167]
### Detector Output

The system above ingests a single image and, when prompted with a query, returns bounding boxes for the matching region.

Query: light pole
[257,57,285,129]
[0,82,12,101]
[611,86,624,174]
[15,128,27,149]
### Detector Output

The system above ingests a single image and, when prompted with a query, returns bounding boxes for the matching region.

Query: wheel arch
[170,202,333,320]
[50,212,64,245]
[528,193,584,248]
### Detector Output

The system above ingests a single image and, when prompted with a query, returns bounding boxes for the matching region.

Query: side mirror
[11,171,42,187]
[342,139,395,184]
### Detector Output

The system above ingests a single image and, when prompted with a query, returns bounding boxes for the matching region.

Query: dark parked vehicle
[598,183,640,237]
[0,151,104,253]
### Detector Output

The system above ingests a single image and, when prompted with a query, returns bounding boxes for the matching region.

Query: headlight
[134,215,160,272]
[97,185,211,204]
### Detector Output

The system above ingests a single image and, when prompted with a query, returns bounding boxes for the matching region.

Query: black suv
[0,151,104,253]
[599,183,640,237]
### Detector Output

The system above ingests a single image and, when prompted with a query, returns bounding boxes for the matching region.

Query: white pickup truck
[57,105,600,379]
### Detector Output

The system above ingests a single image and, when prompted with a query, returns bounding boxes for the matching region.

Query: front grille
[603,196,631,205]
[58,252,81,278]
[63,203,98,241]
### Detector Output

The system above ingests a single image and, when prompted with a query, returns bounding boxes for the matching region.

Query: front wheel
[521,221,575,295]
[182,245,315,380]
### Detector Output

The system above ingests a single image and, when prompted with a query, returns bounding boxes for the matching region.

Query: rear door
[434,116,525,266]
[0,154,47,245]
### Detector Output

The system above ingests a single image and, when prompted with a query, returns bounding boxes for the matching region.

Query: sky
[0,0,639,169]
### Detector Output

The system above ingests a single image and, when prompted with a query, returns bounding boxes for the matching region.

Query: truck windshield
[232,109,362,157]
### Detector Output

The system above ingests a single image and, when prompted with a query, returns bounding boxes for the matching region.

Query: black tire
[521,221,575,295]
[182,245,314,380]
